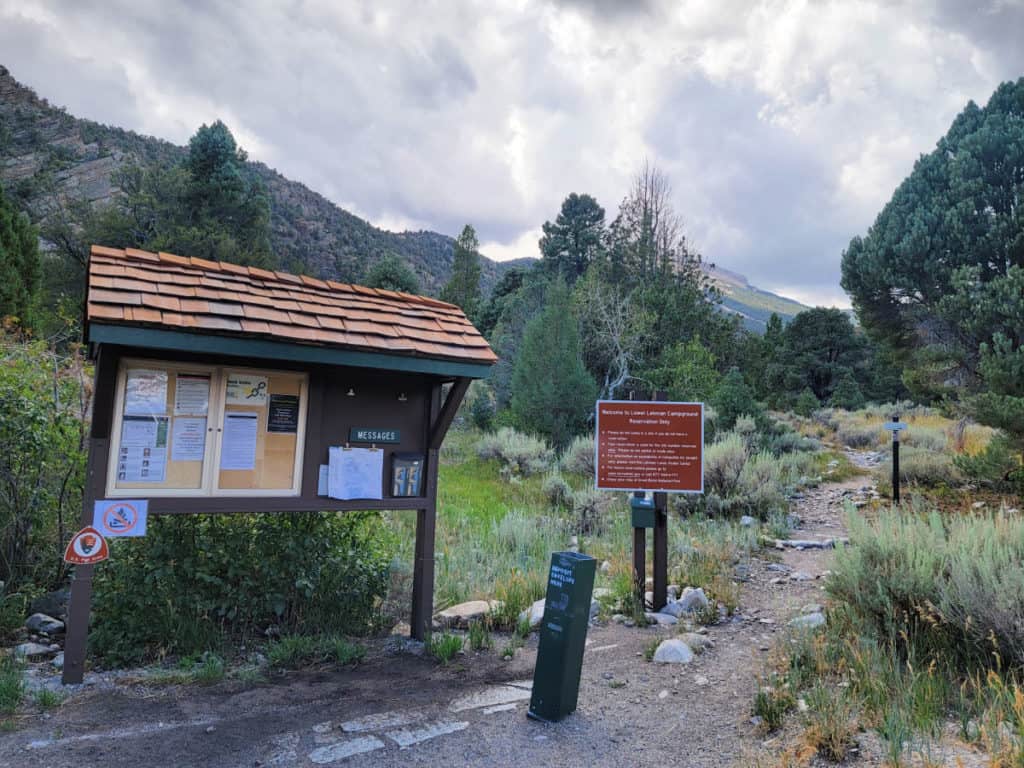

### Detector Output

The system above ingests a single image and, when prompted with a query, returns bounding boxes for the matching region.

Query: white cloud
[1,0,1021,302]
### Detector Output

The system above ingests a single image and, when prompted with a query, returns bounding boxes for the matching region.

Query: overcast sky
[3,1,1023,306]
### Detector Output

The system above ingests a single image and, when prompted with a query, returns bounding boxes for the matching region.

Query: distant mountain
[0,65,526,296]
[701,264,809,331]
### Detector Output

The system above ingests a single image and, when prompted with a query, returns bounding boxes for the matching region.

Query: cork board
[111,364,214,492]
[217,371,305,491]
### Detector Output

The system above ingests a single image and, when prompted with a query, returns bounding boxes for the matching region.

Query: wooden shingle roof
[85,246,497,366]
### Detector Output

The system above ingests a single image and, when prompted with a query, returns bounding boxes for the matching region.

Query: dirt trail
[0,473,871,768]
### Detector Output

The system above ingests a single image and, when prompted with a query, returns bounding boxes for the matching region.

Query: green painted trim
[88,323,493,378]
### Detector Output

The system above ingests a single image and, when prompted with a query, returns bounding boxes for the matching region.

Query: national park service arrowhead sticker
[63,526,110,565]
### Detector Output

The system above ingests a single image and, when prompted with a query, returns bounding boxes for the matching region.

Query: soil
[0,465,890,768]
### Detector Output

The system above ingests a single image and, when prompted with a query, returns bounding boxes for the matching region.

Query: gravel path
[0,474,872,768]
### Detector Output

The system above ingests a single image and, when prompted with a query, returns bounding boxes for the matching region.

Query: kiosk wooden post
[62,246,495,684]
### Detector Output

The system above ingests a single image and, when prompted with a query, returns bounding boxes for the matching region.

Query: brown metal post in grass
[632,498,646,610]
[652,391,668,612]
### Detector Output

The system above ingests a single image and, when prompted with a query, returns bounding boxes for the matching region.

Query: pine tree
[364,254,419,293]
[794,388,820,417]
[712,368,762,429]
[539,193,605,281]
[511,279,597,448]
[829,373,866,410]
[441,225,482,322]
[0,182,41,326]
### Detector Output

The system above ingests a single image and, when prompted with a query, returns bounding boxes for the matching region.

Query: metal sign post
[883,414,908,504]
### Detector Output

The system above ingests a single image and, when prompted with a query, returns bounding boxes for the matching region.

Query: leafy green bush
[836,421,883,449]
[92,512,390,664]
[267,634,365,669]
[0,655,23,714]
[712,368,763,429]
[475,427,553,477]
[794,388,820,417]
[0,338,89,590]
[955,433,1023,491]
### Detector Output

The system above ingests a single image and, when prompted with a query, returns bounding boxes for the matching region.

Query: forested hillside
[0,65,524,296]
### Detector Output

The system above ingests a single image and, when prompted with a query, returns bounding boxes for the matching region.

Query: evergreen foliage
[511,280,597,448]
[0,183,41,326]
[363,253,420,293]
[794,388,820,417]
[829,372,866,410]
[539,193,605,281]
[646,338,721,403]
[841,78,1024,454]
[440,225,483,322]
[712,367,762,429]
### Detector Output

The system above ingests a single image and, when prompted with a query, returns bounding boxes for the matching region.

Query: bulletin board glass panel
[108,363,216,494]
[215,369,307,493]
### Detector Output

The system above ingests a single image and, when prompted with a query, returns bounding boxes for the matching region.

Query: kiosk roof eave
[88,323,494,380]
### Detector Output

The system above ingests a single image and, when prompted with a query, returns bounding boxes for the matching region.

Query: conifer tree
[511,279,597,447]
[0,182,41,326]
[441,225,482,322]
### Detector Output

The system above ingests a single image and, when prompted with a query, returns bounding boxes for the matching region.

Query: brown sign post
[596,398,704,612]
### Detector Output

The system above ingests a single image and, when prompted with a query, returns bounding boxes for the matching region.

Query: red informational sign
[63,527,110,565]
[595,400,704,493]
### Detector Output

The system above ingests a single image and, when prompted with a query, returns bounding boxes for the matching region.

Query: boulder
[29,589,70,620]
[660,587,709,618]
[436,600,501,629]
[645,612,678,626]
[680,632,714,654]
[519,599,546,629]
[789,612,826,630]
[790,571,814,582]
[25,613,64,635]
[739,516,757,528]
[652,639,694,664]
[13,642,58,660]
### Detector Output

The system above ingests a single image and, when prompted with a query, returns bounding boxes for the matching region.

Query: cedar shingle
[86,246,496,364]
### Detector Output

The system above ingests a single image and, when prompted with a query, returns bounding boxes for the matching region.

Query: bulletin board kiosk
[63,245,496,684]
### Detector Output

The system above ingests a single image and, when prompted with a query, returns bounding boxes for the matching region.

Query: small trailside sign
[883,421,908,431]
[595,400,704,493]
[93,499,149,538]
[64,527,110,565]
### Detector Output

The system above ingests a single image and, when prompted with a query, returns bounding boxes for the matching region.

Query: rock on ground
[436,600,501,629]
[652,639,694,664]
[14,642,58,660]
[789,612,826,630]
[679,633,714,654]
[645,612,678,626]
[26,613,64,635]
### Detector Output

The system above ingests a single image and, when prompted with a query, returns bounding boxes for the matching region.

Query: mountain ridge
[0,64,806,327]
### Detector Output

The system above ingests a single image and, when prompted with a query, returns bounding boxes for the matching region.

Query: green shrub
[0,656,23,714]
[467,619,492,651]
[541,472,572,508]
[475,427,553,476]
[92,512,391,664]
[753,676,794,733]
[803,681,858,761]
[266,634,364,669]
[465,381,495,431]
[570,488,614,535]
[560,434,595,477]
[955,433,1023,491]
[736,452,785,517]
[836,421,883,449]
[0,338,89,590]
[704,433,747,497]
[712,368,763,429]
[491,569,543,630]
[876,447,959,491]
[34,688,63,710]
[768,430,819,455]
[831,508,1024,670]
[794,388,820,417]
[428,633,464,664]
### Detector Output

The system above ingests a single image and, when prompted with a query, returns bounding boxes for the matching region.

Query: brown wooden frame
[62,344,471,684]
